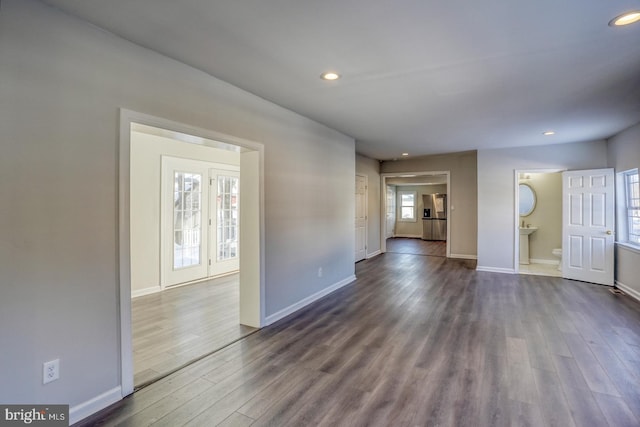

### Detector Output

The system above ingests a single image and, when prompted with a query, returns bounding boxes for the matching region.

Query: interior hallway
[81,253,640,426]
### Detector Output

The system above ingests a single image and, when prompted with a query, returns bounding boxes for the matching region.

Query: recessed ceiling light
[543,131,555,136]
[402,152,409,156]
[320,72,340,81]
[609,11,640,27]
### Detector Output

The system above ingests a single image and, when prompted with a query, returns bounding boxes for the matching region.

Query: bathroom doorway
[514,169,563,277]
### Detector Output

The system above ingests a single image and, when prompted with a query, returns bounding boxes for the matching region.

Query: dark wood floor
[79,253,640,426]
[386,237,446,257]
[132,274,257,387]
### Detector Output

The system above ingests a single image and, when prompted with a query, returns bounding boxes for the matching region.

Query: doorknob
[606,230,612,235]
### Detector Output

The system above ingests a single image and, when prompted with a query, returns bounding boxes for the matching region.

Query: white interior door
[386,185,396,238]
[209,168,240,277]
[161,156,211,287]
[562,169,615,286]
[355,175,367,262]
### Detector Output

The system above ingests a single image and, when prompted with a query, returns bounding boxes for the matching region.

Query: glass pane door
[217,175,239,261]
[161,156,209,287]
[173,172,202,269]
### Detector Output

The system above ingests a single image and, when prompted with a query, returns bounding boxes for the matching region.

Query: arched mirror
[519,183,536,216]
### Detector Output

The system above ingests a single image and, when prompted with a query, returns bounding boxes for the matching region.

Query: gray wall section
[355,154,381,257]
[607,122,640,296]
[381,151,477,257]
[0,0,354,408]
[477,140,608,271]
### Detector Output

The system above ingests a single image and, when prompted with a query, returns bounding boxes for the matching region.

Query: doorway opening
[119,110,265,396]
[381,172,451,258]
[515,170,563,277]
[514,168,615,286]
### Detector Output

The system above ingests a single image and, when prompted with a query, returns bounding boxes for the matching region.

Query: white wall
[130,131,240,295]
[607,122,640,298]
[355,154,381,257]
[477,141,608,272]
[0,0,355,417]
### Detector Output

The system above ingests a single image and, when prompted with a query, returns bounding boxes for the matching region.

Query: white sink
[519,227,538,235]
[519,227,538,265]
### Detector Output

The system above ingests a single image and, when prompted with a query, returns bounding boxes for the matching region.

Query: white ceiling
[43,0,640,160]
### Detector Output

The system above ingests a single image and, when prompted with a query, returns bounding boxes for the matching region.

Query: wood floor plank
[132,274,257,387]
[589,343,640,421]
[216,412,254,427]
[563,332,621,397]
[116,378,214,426]
[594,392,640,427]
[532,367,576,427]
[76,242,640,427]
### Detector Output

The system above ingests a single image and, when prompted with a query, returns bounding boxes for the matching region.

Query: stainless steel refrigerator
[422,194,447,241]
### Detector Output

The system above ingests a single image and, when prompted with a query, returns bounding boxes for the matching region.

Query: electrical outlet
[318,267,323,278]
[43,359,59,384]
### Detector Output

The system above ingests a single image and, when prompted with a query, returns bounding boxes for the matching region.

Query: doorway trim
[118,109,265,397]
[380,171,451,257]
[513,168,564,274]
[355,174,368,262]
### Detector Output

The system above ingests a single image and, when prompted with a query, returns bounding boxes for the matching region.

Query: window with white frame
[623,169,640,245]
[399,191,417,222]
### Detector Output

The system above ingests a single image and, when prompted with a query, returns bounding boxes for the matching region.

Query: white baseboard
[476,266,516,274]
[264,275,356,326]
[393,234,422,239]
[616,280,640,303]
[529,258,559,265]
[449,253,477,260]
[70,386,122,425]
[367,250,382,259]
[131,286,160,298]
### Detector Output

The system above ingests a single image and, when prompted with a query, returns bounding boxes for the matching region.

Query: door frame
[561,168,615,285]
[513,168,565,273]
[380,171,451,257]
[118,109,265,397]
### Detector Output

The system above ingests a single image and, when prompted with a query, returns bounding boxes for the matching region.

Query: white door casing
[562,169,615,286]
[386,185,396,239]
[355,174,367,262]
[120,110,265,397]
[209,168,240,277]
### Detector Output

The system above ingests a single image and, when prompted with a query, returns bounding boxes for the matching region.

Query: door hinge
[209,219,212,226]
[210,178,214,185]
[208,259,212,266]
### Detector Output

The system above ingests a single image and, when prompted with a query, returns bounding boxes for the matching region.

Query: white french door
[161,156,211,287]
[562,169,615,286]
[209,169,240,277]
[161,157,240,288]
[386,185,396,238]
